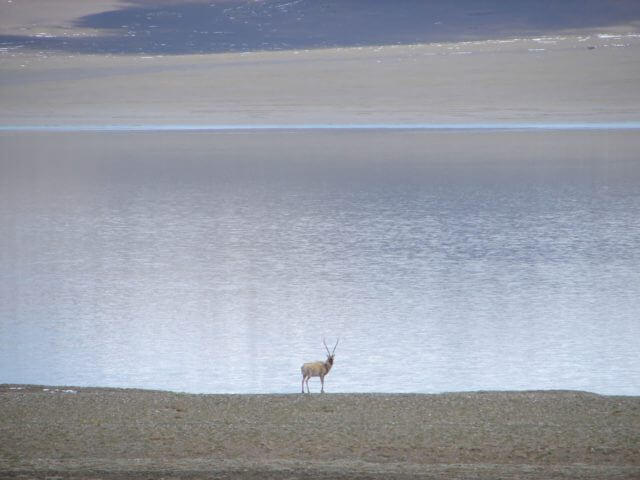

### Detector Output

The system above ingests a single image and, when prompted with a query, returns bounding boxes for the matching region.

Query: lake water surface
[1,130,639,394]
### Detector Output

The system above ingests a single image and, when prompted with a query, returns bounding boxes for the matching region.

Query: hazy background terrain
[1,0,639,125]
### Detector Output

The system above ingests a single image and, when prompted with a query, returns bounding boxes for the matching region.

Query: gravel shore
[1,385,638,479]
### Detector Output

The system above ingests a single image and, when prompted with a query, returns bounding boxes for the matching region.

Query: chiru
[300,338,339,394]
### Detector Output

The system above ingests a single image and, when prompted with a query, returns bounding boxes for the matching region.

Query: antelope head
[323,337,339,366]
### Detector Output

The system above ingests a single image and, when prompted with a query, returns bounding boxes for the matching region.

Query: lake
[1,130,639,394]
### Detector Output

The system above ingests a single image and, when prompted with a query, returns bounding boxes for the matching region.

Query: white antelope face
[300,338,339,394]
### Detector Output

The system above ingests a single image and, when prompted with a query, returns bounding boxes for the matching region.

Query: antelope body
[301,339,338,393]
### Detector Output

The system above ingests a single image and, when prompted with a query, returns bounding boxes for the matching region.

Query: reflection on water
[1,131,639,394]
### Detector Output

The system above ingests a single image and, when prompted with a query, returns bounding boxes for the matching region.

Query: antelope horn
[323,338,331,355]
[332,338,339,355]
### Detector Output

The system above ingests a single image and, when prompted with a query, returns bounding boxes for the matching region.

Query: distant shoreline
[2,384,638,479]
[2,122,640,132]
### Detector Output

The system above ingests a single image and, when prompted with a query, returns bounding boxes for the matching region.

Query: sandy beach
[1,385,639,479]
[1,1,639,126]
